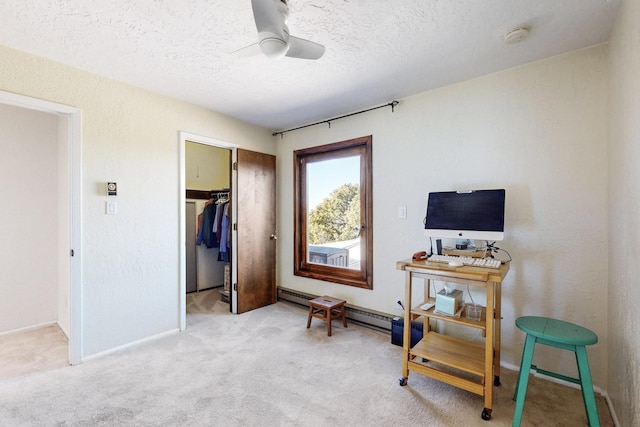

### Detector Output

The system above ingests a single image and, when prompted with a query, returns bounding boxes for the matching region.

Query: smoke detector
[504,27,530,44]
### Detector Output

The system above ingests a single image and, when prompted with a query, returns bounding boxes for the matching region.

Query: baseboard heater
[277,286,394,332]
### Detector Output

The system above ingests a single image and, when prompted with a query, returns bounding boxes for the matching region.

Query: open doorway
[185,142,232,304]
[179,132,238,329]
[179,132,277,326]
[0,91,82,369]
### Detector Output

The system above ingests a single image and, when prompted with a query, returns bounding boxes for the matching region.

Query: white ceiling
[0,0,621,132]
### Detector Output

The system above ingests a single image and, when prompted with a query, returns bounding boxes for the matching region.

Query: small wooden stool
[306,296,347,336]
[513,316,600,427]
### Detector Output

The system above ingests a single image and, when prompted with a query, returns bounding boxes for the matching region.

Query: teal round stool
[513,316,600,427]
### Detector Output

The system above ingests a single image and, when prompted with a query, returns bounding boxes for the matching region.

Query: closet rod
[272,100,400,138]
[210,189,230,199]
[187,188,229,200]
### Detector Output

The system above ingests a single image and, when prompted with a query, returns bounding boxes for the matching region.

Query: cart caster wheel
[494,375,501,386]
[399,377,407,386]
[481,408,492,421]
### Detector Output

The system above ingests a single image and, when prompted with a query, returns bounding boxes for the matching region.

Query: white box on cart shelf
[435,289,463,315]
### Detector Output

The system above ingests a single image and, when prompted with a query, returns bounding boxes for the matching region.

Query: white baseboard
[82,328,180,362]
[0,321,58,337]
[601,391,620,427]
[57,322,70,340]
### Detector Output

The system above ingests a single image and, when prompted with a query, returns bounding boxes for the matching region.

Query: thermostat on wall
[107,182,117,196]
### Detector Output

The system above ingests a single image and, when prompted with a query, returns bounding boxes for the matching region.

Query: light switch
[106,200,117,215]
[398,206,407,219]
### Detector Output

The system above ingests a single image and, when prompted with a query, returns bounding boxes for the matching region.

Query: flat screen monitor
[424,189,506,241]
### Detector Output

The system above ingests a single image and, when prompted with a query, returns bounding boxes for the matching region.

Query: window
[294,135,373,289]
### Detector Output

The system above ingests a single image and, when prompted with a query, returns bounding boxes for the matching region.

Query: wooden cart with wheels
[396,258,509,421]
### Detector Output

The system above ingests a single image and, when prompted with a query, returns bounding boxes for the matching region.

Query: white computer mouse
[448,260,463,267]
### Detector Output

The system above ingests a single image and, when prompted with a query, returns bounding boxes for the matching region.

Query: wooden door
[236,149,276,313]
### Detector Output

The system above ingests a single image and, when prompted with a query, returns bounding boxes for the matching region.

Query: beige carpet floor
[0,322,68,381]
[0,289,614,426]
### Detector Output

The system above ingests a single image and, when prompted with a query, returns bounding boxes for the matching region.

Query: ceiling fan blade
[229,42,263,58]
[251,0,285,38]
[286,35,325,60]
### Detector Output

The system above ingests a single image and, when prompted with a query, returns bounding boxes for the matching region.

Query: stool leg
[306,305,313,329]
[575,346,601,427]
[513,334,536,427]
[513,333,531,401]
[342,305,347,328]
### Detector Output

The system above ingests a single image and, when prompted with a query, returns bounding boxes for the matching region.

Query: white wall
[0,44,276,357]
[277,45,609,387]
[185,142,229,191]
[607,0,640,424]
[0,104,60,332]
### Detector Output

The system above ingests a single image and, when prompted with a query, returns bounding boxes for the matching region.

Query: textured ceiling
[0,0,622,132]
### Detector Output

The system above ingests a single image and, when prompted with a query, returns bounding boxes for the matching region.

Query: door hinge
[70,249,74,257]
[233,162,238,170]
[233,283,237,291]
[233,223,237,231]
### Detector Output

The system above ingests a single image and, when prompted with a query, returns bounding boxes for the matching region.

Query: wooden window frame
[293,135,373,289]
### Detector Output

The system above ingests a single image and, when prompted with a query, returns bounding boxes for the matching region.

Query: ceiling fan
[232,0,325,60]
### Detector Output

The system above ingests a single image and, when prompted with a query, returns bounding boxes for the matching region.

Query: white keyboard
[428,254,501,269]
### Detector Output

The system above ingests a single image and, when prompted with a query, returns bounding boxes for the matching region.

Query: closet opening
[179,132,276,324]
[180,133,238,328]
[185,144,232,309]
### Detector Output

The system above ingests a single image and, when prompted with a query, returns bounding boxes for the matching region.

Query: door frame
[178,131,239,329]
[0,90,83,365]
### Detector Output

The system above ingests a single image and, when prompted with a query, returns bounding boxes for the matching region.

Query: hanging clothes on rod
[214,190,231,262]
[196,189,226,248]
[218,201,231,262]
[196,189,231,260]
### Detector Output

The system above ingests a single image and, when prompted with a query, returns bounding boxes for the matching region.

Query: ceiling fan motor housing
[259,29,289,59]
[257,0,290,59]
[247,0,324,60]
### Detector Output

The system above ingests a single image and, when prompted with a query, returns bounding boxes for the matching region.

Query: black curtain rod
[272,100,400,137]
